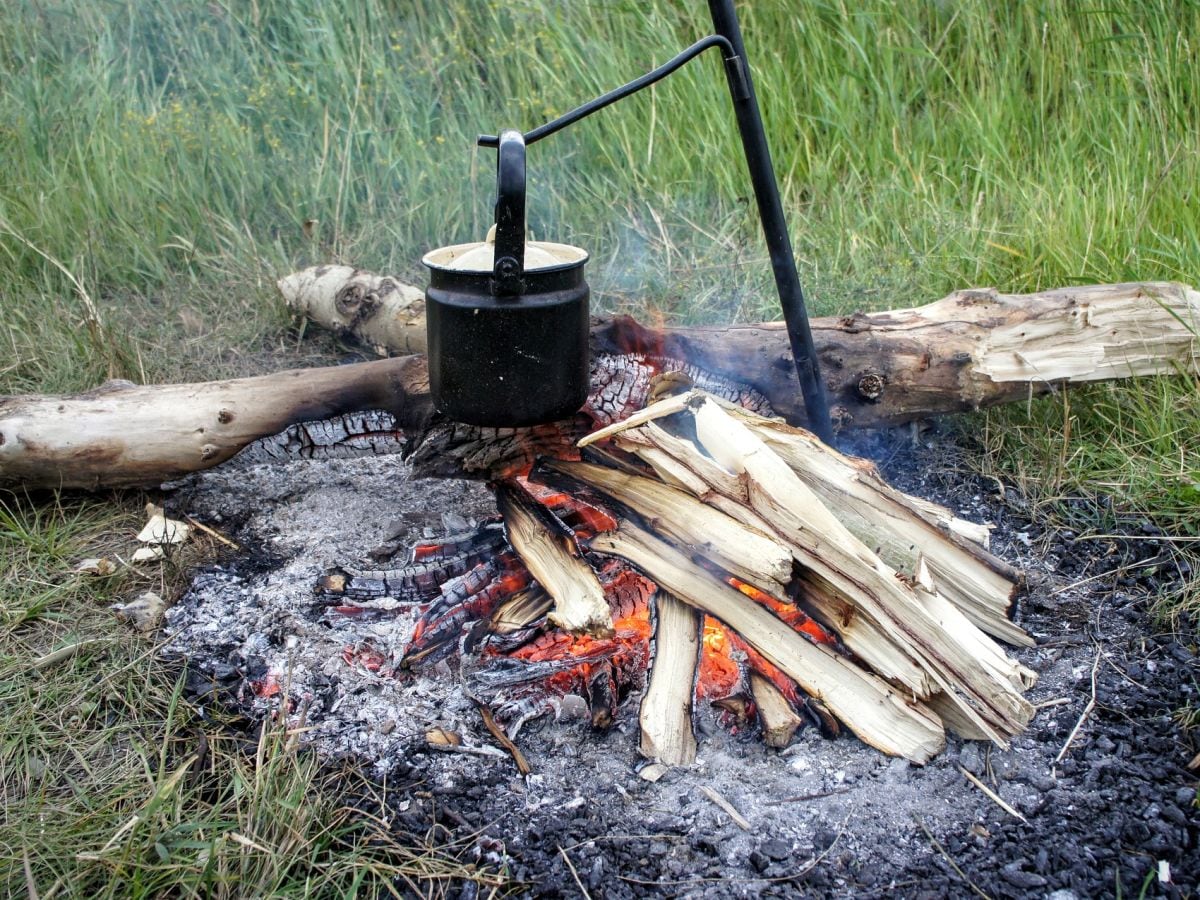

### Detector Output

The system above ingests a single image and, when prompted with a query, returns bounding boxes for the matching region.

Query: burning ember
[318,486,829,743]
[308,377,1036,770]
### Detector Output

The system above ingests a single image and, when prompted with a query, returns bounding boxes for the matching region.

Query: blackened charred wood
[588,659,618,729]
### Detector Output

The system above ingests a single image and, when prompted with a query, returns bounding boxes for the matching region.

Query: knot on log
[855,372,886,402]
[952,288,1000,307]
[334,278,382,321]
[838,312,873,334]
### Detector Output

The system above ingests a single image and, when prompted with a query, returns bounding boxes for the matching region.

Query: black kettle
[422,131,590,427]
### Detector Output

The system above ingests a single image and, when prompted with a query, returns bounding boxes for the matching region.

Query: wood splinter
[750,674,805,749]
[639,591,702,767]
[496,481,613,637]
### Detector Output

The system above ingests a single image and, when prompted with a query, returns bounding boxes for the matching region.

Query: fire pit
[162,410,1196,894]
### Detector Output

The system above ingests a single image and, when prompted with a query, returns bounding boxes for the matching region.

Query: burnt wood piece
[750,673,804,749]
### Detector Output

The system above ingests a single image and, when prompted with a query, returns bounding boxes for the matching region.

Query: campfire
[5,269,1195,778]
[315,379,1035,768]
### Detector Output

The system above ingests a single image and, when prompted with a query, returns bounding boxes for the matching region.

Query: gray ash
[162,429,1198,898]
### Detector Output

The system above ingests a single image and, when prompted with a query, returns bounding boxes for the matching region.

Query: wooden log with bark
[282,266,1199,427]
[0,358,432,490]
[1,274,1195,490]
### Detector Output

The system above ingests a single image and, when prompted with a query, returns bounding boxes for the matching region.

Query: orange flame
[697,617,743,700]
[728,577,837,646]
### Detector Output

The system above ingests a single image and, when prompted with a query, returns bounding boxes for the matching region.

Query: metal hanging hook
[477,1,835,443]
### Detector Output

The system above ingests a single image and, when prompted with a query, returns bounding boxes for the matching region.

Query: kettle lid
[422,225,587,274]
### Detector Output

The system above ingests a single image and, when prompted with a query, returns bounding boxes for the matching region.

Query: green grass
[1,0,1198,894]
[2,0,1198,387]
[0,493,506,896]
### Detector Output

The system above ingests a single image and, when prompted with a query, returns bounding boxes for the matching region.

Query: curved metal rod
[478,34,735,148]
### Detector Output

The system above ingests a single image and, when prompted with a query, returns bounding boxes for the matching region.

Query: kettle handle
[492,130,525,296]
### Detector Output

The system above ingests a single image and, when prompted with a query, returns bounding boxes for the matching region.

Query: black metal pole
[706,0,835,444]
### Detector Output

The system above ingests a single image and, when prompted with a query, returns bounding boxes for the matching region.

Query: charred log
[4,277,1194,491]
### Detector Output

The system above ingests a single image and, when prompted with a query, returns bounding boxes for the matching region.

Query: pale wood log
[0,357,432,490]
[606,281,1200,429]
[282,266,1199,428]
[279,266,427,355]
[639,591,702,766]
[591,521,947,764]
[495,481,613,637]
[750,673,805,749]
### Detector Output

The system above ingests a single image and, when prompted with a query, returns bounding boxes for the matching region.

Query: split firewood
[283,265,1200,428]
[687,397,1033,743]
[495,481,613,637]
[591,520,948,764]
[750,674,805,749]
[582,420,939,696]
[639,591,703,766]
[539,459,794,596]
[619,402,1029,648]
[719,406,1029,646]
[579,390,1035,744]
